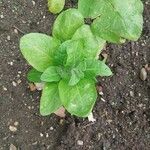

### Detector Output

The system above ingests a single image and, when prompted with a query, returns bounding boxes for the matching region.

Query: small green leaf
[78,0,143,43]
[97,61,113,77]
[65,40,84,67]
[69,68,84,86]
[59,79,97,117]
[53,40,69,66]
[41,66,61,82]
[40,83,62,116]
[54,40,84,67]
[27,68,42,82]
[72,25,106,59]
[79,59,113,77]
[52,8,84,42]
[48,0,65,14]
[20,33,61,72]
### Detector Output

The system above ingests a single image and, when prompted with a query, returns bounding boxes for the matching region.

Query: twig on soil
[13,25,25,34]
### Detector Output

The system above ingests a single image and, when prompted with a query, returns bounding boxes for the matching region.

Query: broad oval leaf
[77,59,113,78]
[78,0,143,43]
[40,83,62,116]
[72,25,106,59]
[83,59,113,77]
[59,79,97,117]
[41,66,61,82]
[52,8,84,42]
[20,33,61,72]
[27,68,42,82]
[48,0,65,14]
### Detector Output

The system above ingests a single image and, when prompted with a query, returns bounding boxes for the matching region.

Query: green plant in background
[48,0,65,14]
[20,0,143,118]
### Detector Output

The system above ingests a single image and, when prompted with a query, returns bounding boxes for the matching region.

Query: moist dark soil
[0,0,150,150]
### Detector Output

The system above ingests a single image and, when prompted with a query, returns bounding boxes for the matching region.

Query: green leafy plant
[78,0,143,43]
[20,0,143,118]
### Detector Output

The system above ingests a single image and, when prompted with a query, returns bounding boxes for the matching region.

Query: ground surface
[0,0,150,150]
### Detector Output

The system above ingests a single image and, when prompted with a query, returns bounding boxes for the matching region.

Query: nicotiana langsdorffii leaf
[59,79,97,117]
[52,8,84,42]
[54,40,84,67]
[78,0,143,43]
[41,66,61,82]
[27,68,42,82]
[40,83,62,116]
[48,0,65,14]
[78,59,113,78]
[20,33,61,72]
[69,67,84,86]
[72,25,106,59]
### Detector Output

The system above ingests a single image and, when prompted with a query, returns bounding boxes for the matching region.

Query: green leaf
[20,33,61,72]
[48,0,65,14]
[40,83,62,116]
[53,40,69,66]
[41,66,61,82]
[72,25,106,59]
[59,79,97,117]
[52,8,84,42]
[69,68,84,86]
[65,40,84,67]
[96,61,113,76]
[54,40,84,67]
[27,68,42,82]
[78,0,143,43]
[79,59,113,77]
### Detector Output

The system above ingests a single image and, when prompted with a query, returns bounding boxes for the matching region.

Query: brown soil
[0,0,150,149]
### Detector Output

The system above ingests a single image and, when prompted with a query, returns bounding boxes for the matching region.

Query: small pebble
[29,83,36,91]
[107,119,113,124]
[8,62,13,66]
[7,35,11,41]
[32,141,38,145]
[50,127,54,130]
[9,125,17,132]
[40,133,44,137]
[88,112,96,122]
[12,81,17,87]
[14,121,19,126]
[18,71,22,74]
[77,140,84,146]
[140,68,147,81]
[9,144,17,150]
[46,133,49,138]
[3,86,7,91]
[32,0,35,6]
[96,86,103,95]
[0,14,4,18]
[129,91,134,97]
[59,119,64,125]
[14,29,18,34]
[101,98,106,102]
[17,79,21,84]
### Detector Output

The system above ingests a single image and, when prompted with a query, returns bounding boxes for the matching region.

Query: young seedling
[20,0,143,118]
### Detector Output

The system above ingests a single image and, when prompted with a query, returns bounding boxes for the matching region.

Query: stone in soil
[9,144,17,150]
[9,125,17,132]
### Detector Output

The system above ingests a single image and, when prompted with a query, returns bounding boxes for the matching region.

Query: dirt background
[0,0,150,149]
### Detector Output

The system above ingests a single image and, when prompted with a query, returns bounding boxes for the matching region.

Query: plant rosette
[20,0,144,118]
